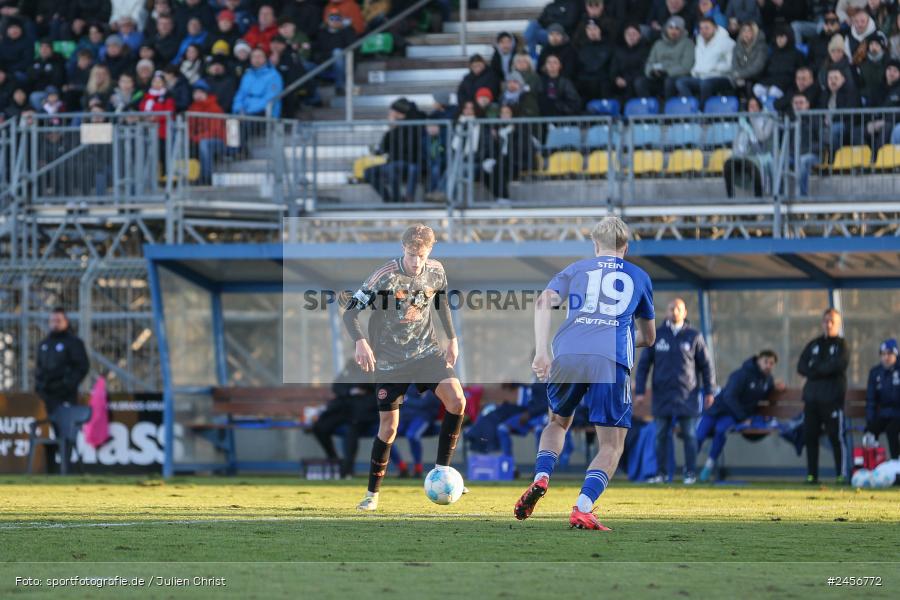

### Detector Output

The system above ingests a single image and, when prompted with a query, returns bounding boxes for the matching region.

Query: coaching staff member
[797,307,849,484]
[35,307,89,417]
[866,338,900,460]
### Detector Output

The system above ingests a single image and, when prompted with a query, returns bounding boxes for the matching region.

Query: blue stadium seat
[630,123,663,148]
[585,125,619,149]
[703,122,737,147]
[891,123,900,145]
[586,98,620,116]
[704,95,739,114]
[544,126,582,151]
[664,96,700,115]
[664,123,702,147]
[624,97,660,117]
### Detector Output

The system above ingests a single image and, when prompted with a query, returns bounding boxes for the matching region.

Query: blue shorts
[547,354,632,429]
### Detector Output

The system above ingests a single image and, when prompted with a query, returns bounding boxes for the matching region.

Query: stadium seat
[874,145,900,170]
[631,150,663,175]
[703,95,739,114]
[586,150,611,176]
[624,97,660,117]
[664,96,700,115]
[706,148,732,174]
[831,146,872,170]
[353,155,387,181]
[360,33,394,55]
[545,151,583,176]
[666,149,704,175]
[585,125,619,149]
[544,126,582,151]
[586,99,620,116]
[664,123,702,147]
[630,124,663,148]
[891,123,900,145]
[703,122,737,147]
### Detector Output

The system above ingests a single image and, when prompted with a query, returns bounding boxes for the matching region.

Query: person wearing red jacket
[242,4,279,53]
[138,71,176,174]
[323,0,366,35]
[187,80,226,185]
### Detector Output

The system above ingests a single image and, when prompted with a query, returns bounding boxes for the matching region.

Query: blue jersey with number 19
[547,255,654,369]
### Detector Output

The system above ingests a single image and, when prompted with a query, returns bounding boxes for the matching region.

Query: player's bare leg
[515,412,573,520]
[433,378,466,469]
[357,406,400,511]
[570,425,627,531]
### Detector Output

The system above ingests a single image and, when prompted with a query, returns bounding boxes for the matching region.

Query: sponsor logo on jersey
[656,339,670,352]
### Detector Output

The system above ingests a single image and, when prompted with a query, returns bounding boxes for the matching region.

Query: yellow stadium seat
[874,144,900,170]
[353,155,388,181]
[586,151,610,176]
[831,145,871,170]
[545,151,583,176]
[706,149,732,175]
[665,149,704,175]
[523,154,545,176]
[162,159,201,183]
[631,150,663,176]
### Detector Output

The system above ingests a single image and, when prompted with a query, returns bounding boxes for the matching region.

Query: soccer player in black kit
[343,224,467,511]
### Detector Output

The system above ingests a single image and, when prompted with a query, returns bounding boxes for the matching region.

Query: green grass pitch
[1,476,898,598]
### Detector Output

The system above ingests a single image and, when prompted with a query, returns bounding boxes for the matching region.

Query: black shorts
[374,353,457,411]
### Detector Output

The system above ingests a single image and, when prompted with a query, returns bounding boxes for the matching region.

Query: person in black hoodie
[364,97,427,203]
[204,56,238,114]
[0,19,33,82]
[865,60,900,149]
[102,35,136,81]
[28,40,66,99]
[572,0,623,45]
[807,10,842,70]
[751,24,805,104]
[525,0,583,57]
[538,24,579,81]
[3,87,29,120]
[824,66,863,150]
[797,308,850,484]
[774,66,821,114]
[457,54,500,106]
[150,14,181,67]
[35,307,90,418]
[538,53,582,116]
[313,9,357,95]
[611,23,650,100]
[574,19,614,103]
[162,64,192,112]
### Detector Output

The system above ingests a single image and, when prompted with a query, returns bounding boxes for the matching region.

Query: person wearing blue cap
[866,338,900,459]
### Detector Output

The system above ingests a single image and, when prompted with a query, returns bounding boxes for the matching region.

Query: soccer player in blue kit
[514,217,656,530]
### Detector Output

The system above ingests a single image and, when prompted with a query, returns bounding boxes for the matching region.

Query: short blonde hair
[401,224,435,251]
[590,217,630,250]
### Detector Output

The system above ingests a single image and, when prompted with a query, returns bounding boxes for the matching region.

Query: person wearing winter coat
[490,31,518,82]
[574,19,614,102]
[457,54,500,106]
[611,23,650,100]
[751,24,805,104]
[866,339,900,459]
[538,23,579,81]
[638,15,694,98]
[537,54,581,116]
[232,48,283,117]
[730,21,768,98]
[675,17,735,104]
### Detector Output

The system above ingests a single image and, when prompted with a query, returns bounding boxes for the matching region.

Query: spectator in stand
[837,0,870,24]
[635,298,716,485]
[500,71,540,117]
[818,34,860,91]
[115,16,144,53]
[538,53,581,116]
[574,19,614,104]
[150,14,181,66]
[0,68,15,115]
[525,0,582,59]
[775,66,821,113]
[0,18,33,82]
[28,40,66,107]
[102,34,136,80]
[694,0,727,34]
[219,0,255,35]
[484,103,536,200]
[139,71,175,171]
[179,43,204,84]
[175,0,216,34]
[730,21,768,99]
[675,16,734,104]
[752,24,804,106]
[475,86,498,118]
[364,97,426,203]
[211,10,241,51]
[847,8,878,65]
[860,32,890,104]
[423,120,448,203]
[271,34,316,114]
[110,71,143,112]
[4,87,28,120]
[866,59,900,147]
[244,4,279,54]
[39,87,65,122]
[187,80,226,185]
[325,0,365,36]
[143,0,171,38]
[638,16,694,99]
[794,1,835,47]
[790,92,820,196]
[824,66,863,150]
[204,55,237,114]
[277,18,312,62]
[135,57,155,89]
[285,0,326,40]
[232,47,283,117]
[70,23,107,70]
[695,350,782,482]
[649,0,696,41]
[458,54,500,106]
[232,39,252,79]
[173,18,210,64]
[866,339,900,459]
[611,23,650,100]
[513,52,543,95]
[314,8,356,96]
[84,64,113,109]
[538,23,578,81]
[760,0,808,41]
[491,32,518,83]
[162,64,191,111]
[725,0,763,36]
[808,10,843,68]
[573,0,621,45]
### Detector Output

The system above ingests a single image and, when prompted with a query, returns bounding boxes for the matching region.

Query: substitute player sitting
[514,217,656,530]
[343,224,467,511]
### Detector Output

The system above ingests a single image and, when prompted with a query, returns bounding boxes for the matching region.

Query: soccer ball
[871,461,899,489]
[424,467,465,505]
[851,468,873,488]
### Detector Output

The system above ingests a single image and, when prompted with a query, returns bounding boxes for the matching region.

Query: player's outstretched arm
[634,317,656,348]
[533,289,562,381]
[343,291,376,372]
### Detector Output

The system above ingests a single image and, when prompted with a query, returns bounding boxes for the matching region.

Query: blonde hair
[401,224,436,251]
[590,217,630,250]
[86,65,112,96]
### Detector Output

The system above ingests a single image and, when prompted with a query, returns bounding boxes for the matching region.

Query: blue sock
[577,469,609,512]
[533,450,559,480]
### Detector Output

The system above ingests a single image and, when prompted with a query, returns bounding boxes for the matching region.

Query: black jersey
[343,257,455,371]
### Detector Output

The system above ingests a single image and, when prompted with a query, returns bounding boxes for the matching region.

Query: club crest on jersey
[812,345,820,355]
[377,389,388,400]
[656,339,670,352]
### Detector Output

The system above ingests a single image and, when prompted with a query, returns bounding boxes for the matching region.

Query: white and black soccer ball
[871,461,899,489]
[424,467,465,505]
[851,468,873,488]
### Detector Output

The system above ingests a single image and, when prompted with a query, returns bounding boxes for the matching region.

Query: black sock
[367,436,392,494]
[436,412,464,466]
